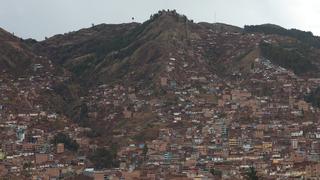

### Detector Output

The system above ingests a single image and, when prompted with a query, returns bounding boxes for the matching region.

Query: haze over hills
[2,10,320,179]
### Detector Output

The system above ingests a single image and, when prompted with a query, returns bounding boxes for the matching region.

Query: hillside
[32,11,194,87]
[244,24,320,48]
[0,28,40,75]
[4,10,320,179]
[0,28,83,128]
[18,10,320,137]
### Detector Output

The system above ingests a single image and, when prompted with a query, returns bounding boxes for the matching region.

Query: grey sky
[0,0,319,40]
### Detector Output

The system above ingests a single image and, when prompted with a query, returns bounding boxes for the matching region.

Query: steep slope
[244,24,320,48]
[0,28,38,75]
[33,11,202,87]
[32,23,141,84]
[33,23,139,64]
[192,23,320,78]
[28,11,220,140]
[0,28,79,126]
[13,10,320,143]
[4,11,320,178]
[198,22,243,33]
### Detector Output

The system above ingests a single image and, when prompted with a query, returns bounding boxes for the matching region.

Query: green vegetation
[23,38,38,47]
[69,11,164,80]
[77,103,89,126]
[71,55,96,77]
[244,24,320,48]
[89,145,119,169]
[236,49,252,62]
[260,42,316,75]
[52,82,80,103]
[50,82,90,127]
[94,9,183,62]
[305,87,320,107]
[210,168,222,177]
[142,144,148,157]
[134,127,159,142]
[52,133,79,152]
[85,129,102,138]
[245,166,259,180]
[94,13,156,60]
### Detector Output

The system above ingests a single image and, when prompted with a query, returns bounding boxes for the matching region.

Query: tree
[89,147,119,169]
[305,87,320,108]
[210,168,222,177]
[52,133,79,152]
[78,103,89,126]
[142,144,148,157]
[260,42,316,75]
[245,166,259,180]
[251,62,254,70]
[244,24,320,48]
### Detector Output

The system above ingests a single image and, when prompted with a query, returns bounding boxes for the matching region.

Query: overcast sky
[0,0,319,40]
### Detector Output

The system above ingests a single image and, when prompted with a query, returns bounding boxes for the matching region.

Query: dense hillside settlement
[2,10,320,179]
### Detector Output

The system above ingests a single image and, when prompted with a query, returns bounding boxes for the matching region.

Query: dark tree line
[51,132,79,152]
[305,87,320,108]
[245,166,259,180]
[244,24,320,48]
[89,144,119,169]
[260,42,316,75]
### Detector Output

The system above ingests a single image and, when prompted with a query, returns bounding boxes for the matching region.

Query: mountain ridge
[4,11,320,178]
[2,9,320,141]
